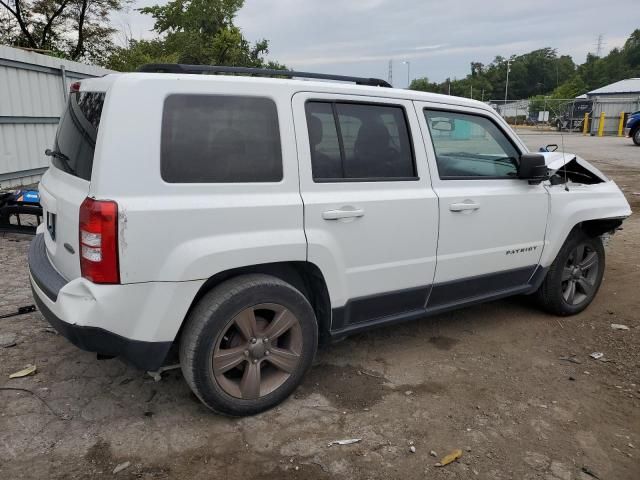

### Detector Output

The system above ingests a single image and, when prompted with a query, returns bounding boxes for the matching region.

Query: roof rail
[137,64,392,88]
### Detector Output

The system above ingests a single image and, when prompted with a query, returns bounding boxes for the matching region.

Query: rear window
[161,94,283,183]
[52,92,105,181]
[305,101,416,181]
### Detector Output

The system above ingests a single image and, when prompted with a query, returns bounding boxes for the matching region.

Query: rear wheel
[536,230,605,316]
[180,274,318,416]
[633,128,640,146]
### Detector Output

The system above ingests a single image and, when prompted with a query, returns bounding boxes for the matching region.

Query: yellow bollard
[597,112,605,137]
[618,112,625,137]
[583,112,589,135]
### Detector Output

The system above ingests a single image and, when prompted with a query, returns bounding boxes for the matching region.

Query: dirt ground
[1,133,638,480]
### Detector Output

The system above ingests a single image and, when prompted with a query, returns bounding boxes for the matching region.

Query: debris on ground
[409,445,416,453]
[112,461,131,474]
[429,450,437,457]
[435,449,463,467]
[610,323,630,331]
[580,465,601,479]
[327,438,362,447]
[589,352,604,360]
[0,332,17,348]
[146,364,180,382]
[559,356,582,364]
[0,387,67,419]
[0,304,36,320]
[9,364,36,378]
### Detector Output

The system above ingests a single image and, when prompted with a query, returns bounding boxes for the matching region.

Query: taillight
[70,81,81,93]
[79,197,120,284]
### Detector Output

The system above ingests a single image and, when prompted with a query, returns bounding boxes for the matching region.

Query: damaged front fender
[539,152,608,184]
[537,151,632,269]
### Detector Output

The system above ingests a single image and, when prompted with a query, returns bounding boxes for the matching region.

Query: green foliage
[0,0,129,63]
[550,75,588,99]
[409,29,640,102]
[409,77,439,93]
[106,0,284,71]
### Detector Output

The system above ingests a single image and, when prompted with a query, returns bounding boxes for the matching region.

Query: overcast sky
[114,0,638,88]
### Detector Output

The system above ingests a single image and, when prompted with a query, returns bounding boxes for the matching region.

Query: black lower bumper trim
[28,233,66,302]
[32,286,172,371]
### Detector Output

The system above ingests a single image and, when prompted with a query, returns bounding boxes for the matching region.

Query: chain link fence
[488,96,640,135]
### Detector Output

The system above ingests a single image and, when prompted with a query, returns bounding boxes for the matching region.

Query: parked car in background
[624,111,640,145]
[29,66,631,416]
[554,99,593,132]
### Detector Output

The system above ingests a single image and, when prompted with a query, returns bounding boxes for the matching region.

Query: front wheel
[179,274,318,416]
[536,230,605,316]
[633,129,640,146]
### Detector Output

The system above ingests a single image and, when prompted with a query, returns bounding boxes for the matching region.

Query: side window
[305,101,416,181]
[161,95,282,183]
[423,109,520,179]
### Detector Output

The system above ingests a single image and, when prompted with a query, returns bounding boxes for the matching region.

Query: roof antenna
[560,124,569,191]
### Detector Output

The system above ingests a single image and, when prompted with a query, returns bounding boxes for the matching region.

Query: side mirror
[518,153,548,184]
[431,119,454,132]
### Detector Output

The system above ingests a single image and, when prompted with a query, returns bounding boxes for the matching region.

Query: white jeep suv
[29,65,631,416]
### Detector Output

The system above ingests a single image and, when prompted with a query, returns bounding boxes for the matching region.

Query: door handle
[449,201,480,212]
[322,207,365,220]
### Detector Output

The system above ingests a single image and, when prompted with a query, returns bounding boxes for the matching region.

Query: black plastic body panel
[28,233,66,302]
[330,265,547,337]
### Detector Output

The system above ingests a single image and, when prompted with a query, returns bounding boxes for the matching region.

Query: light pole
[402,61,410,88]
[504,59,510,107]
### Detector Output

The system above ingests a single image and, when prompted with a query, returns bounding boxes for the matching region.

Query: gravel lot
[1,132,638,479]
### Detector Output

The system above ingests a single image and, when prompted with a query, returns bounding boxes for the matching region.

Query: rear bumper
[28,233,202,370]
[624,127,631,137]
[31,287,172,371]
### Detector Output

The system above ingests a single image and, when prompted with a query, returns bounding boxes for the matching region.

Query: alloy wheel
[211,303,303,399]
[561,242,599,305]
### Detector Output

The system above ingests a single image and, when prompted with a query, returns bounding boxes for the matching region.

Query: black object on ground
[0,189,42,235]
[0,305,36,320]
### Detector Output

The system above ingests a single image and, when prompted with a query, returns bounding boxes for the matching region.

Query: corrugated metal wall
[589,96,640,135]
[0,46,113,188]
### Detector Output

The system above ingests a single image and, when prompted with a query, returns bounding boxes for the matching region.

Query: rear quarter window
[161,95,283,183]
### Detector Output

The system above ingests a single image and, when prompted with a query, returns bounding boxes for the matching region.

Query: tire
[180,274,318,416]
[536,230,605,316]
[633,128,640,146]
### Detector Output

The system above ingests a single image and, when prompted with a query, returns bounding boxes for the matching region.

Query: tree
[105,0,284,71]
[550,74,587,99]
[0,0,128,62]
[623,29,640,70]
[409,77,439,93]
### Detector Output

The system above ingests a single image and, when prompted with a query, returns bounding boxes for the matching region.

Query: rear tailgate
[39,87,106,281]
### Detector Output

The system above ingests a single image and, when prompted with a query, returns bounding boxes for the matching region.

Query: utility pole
[481,88,485,102]
[470,85,473,99]
[448,78,451,95]
[387,60,393,87]
[402,61,411,88]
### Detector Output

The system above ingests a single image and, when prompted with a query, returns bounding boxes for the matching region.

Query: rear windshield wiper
[45,148,73,173]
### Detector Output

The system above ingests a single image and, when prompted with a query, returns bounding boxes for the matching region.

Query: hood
[538,151,609,183]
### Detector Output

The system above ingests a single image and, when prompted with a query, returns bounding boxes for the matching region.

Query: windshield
[52,91,105,181]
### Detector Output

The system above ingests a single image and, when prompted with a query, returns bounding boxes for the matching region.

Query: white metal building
[586,78,640,135]
[0,46,112,188]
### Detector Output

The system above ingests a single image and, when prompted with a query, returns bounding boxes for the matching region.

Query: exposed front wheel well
[578,218,623,238]
[178,262,332,346]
